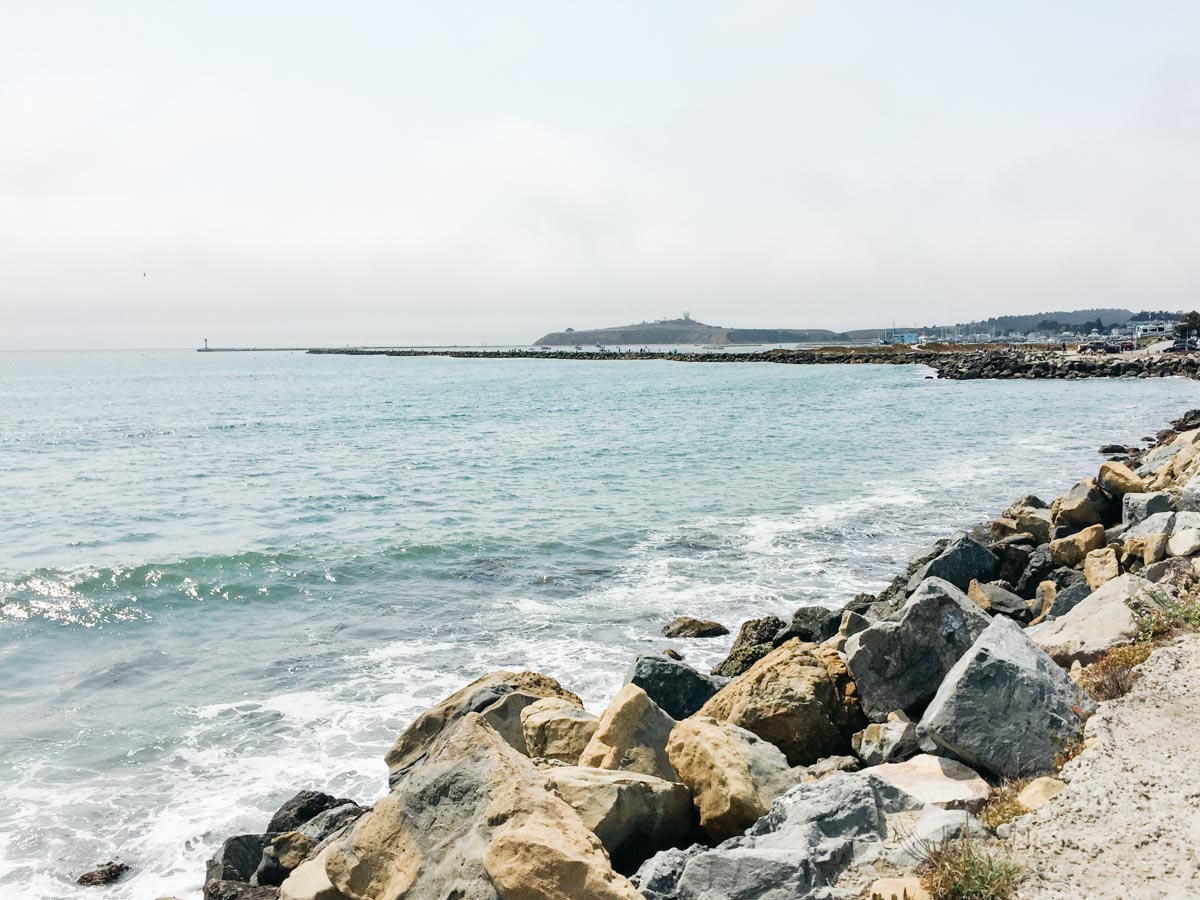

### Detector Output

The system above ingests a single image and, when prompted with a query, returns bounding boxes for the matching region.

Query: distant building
[1136,322,1171,338]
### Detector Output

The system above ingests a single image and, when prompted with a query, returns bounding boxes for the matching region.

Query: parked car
[1163,339,1199,353]
[1119,340,1135,352]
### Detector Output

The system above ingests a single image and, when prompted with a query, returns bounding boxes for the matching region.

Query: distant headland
[532,316,855,347]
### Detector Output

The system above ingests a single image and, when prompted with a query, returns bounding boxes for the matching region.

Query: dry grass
[1078,643,1153,701]
[916,827,1022,900]
[978,780,1031,833]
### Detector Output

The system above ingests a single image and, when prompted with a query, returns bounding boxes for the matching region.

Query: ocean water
[0,349,1195,898]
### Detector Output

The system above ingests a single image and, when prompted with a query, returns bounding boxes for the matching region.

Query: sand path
[1015,633,1200,898]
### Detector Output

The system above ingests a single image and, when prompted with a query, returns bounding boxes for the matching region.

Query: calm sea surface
[1,350,1196,898]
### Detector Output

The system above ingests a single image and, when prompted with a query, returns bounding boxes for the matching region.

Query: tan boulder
[870,754,991,811]
[1097,461,1146,496]
[696,639,864,766]
[989,516,1020,541]
[1083,547,1120,590]
[1016,776,1066,812]
[384,670,582,780]
[869,876,932,900]
[1012,506,1053,544]
[328,714,640,900]
[1144,532,1169,564]
[1049,524,1105,568]
[279,847,347,900]
[542,766,693,869]
[1051,478,1112,528]
[578,684,678,781]
[521,698,599,764]
[666,716,799,841]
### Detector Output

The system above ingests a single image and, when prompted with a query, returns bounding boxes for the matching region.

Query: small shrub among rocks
[1078,643,1153,701]
[917,828,1022,899]
[978,780,1031,833]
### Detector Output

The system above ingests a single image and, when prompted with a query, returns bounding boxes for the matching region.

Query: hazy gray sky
[3,2,1198,348]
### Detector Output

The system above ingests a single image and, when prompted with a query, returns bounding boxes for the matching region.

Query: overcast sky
[3,2,1199,348]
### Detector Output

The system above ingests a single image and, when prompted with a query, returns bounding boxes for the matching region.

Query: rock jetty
[308,345,1200,381]
[181,410,1200,900]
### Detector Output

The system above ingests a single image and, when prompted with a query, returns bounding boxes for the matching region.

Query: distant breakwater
[307,347,1200,380]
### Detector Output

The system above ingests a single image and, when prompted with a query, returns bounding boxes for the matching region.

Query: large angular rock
[665,716,798,842]
[1031,573,1154,665]
[697,639,863,765]
[869,755,991,810]
[1011,507,1053,544]
[907,531,998,593]
[1168,528,1200,558]
[543,766,694,871]
[1123,491,1173,528]
[579,685,678,781]
[921,617,1094,778]
[1043,580,1091,621]
[626,654,724,720]
[1124,511,1176,540]
[384,670,581,782]
[521,697,599,764]
[631,772,922,900]
[1049,524,1105,568]
[1051,477,1118,528]
[326,714,640,900]
[875,540,948,608]
[844,578,990,721]
[256,803,366,887]
[1097,460,1146,496]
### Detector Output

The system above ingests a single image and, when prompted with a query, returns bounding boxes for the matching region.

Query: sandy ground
[1014,633,1200,899]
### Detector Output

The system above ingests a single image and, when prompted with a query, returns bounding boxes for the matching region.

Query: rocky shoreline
[307,346,1200,381]
[107,410,1200,900]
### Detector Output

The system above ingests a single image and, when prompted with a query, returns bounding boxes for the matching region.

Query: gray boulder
[989,538,1034,586]
[1179,472,1200,512]
[631,772,922,900]
[844,578,990,721]
[1124,511,1176,540]
[1123,491,1174,528]
[1045,580,1091,620]
[920,617,1094,778]
[907,532,998,593]
[627,653,725,720]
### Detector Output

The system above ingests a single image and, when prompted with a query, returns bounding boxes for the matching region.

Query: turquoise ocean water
[1,349,1196,898]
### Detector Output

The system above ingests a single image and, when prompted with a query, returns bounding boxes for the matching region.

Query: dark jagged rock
[627,653,725,719]
[77,861,130,886]
[771,606,841,646]
[662,616,729,638]
[730,615,785,648]
[989,538,1034,585]
[710,644,771,678]
[266,790,351,834]
[1016,545,1056,598]
[204,881,278,900]
[207,834,274,885]
[907,531,998,593]
[1099,443,1127,454]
